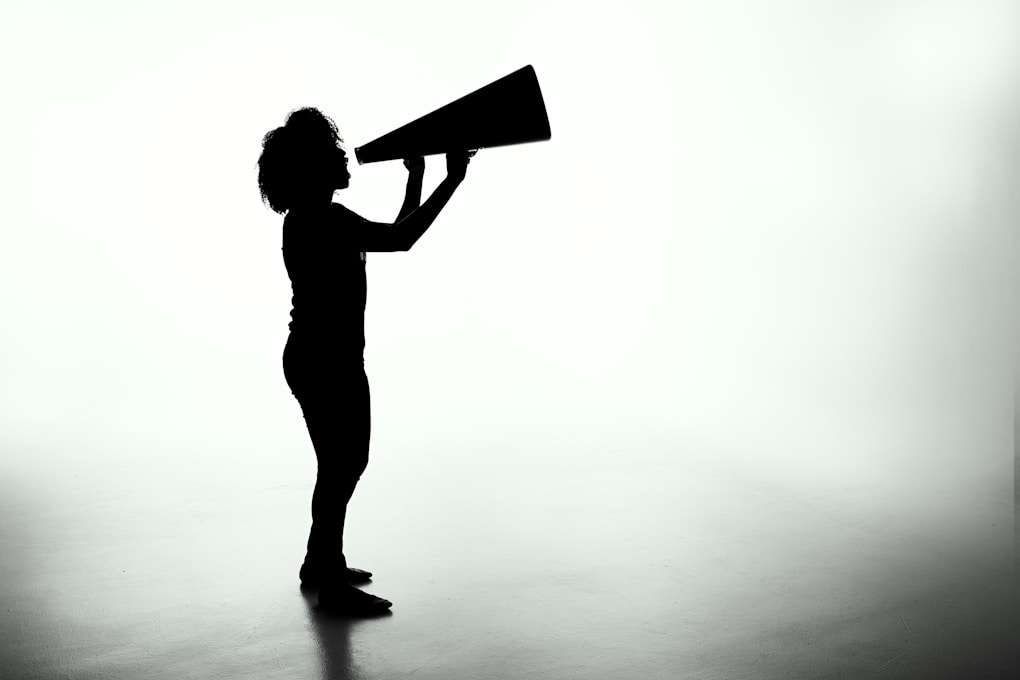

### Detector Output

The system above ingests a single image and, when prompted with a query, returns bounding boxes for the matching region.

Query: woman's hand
[445,149,476,183]
[403,156,425,173]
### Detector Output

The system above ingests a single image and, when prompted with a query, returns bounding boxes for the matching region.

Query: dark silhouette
[258,107,472,616]
[354,64,550,164]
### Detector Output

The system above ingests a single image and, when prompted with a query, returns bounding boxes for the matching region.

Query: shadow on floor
[300,587,393,680]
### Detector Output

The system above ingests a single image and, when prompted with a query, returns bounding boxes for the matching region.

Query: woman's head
[258,107,350,214]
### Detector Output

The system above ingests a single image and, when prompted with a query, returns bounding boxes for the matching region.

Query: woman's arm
[395,157,424,223]
[335,151,472,252]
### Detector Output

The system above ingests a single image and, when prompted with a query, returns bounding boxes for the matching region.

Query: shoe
[300,563,373,588]
[318,583,392,616]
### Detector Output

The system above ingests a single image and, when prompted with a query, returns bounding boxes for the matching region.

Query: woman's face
[333,146,351,191]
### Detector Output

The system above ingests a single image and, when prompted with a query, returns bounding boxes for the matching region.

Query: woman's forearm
[395,175,463,250]
[395,171,423,223]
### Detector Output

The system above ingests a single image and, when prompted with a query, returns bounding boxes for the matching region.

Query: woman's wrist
[403,157,425,174]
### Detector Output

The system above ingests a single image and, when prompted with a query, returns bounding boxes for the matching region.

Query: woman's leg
[285,344,390,612]
[293,363,371,575]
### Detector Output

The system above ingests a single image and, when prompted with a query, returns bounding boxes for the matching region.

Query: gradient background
[1,1,1016,678]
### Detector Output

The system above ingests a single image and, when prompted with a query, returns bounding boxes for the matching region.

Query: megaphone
[354,65,551,164]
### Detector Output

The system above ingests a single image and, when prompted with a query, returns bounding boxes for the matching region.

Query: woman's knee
[317,449,368,478]
[353,452,369,478]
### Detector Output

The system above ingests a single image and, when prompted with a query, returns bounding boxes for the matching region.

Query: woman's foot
[300,562,373,587]
[318,583,392,616]
[344,567,373,584]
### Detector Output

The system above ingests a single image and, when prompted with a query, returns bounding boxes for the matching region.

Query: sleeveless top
[282,203,367,358]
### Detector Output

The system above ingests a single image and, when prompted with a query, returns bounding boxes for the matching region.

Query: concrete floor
[1,428,1013,679]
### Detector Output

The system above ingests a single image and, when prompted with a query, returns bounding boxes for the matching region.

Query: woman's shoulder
[286,203,364,226]
[283,205,326,235]
[329,202,367,224]
[285,204,324,223]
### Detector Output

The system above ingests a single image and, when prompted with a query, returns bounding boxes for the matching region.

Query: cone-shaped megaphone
[354,65,551,164]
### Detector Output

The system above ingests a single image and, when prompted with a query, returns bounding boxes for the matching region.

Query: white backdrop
[1,0,1015,549]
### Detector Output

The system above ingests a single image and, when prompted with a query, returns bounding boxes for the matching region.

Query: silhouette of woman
[258,108,472,615]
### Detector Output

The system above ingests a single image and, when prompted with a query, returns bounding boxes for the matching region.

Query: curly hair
[258,107,348,214]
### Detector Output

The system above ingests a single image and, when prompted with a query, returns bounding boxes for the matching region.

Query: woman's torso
[282,204,367,359]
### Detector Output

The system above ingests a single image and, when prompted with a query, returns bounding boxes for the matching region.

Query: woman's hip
[284,334,367,394]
